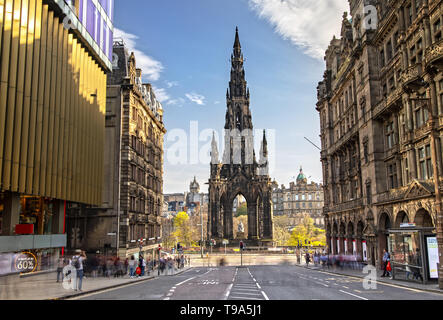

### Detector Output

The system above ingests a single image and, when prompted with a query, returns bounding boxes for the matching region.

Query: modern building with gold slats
[0,0,114,274]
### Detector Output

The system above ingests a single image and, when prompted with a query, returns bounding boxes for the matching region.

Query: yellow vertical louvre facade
[0,0,106,206]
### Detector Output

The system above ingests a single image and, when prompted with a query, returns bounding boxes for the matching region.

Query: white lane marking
[342,286,350,289]
[230,296,264,300]
[224,284,233,300]
[261,291,270,300]
[176,276,196,287]
[339,290,368,300]
[315,281,329,287]
[256,283,262,289]
[234,284,257,287]
[230,291,263,296]
[163,297,170,300]
[166,292,173,297]
[232,288,262,292]
[316,270,427,294]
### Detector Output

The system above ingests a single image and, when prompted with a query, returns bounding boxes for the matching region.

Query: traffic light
[240,241,244,250]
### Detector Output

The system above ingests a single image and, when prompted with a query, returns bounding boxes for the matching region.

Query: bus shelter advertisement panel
[426,237,439,279]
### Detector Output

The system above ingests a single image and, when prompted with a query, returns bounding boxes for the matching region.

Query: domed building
[273,167,324,227]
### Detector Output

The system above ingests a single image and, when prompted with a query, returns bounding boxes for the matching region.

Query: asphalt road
[75,265,443,301]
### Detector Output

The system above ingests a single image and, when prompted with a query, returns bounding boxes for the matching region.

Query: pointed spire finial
[234,26,241,49]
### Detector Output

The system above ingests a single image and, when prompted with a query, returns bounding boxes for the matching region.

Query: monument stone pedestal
[236,232,246,240]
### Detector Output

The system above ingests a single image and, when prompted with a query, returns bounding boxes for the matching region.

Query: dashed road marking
[339,290,368,300]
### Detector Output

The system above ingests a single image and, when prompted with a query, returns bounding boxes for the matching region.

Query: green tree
[273,216,292,246]
[287,215,326,247]
[236,203,248,217]
[172,212,194,248]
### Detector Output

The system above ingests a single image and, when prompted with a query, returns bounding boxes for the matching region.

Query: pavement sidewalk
[0,266,192,300]
[295,262,443,295]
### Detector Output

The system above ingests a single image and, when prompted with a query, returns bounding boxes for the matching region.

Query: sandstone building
[68,40,166,260]
[317,0,443,283]
[273,168,325,227]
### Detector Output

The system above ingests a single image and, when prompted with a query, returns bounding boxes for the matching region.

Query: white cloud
[167,97,186,107]
[114,27,164,81]
[152,87,170,103]
[248,0,349,59]
[165,81,179,88]
[185,93,206,106]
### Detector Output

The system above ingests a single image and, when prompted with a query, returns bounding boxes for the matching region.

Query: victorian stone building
[208,28,274,245]
[71,40,166,259]
[273,168,325,227]
[164,177,209,217]
[317,0,443,278]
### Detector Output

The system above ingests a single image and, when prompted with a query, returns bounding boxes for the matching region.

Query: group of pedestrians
[302,250,365,271]
[55,249,87,291]
[158,255,190,275]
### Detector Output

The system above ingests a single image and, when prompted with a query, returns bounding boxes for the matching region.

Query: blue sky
[113,0,349,193]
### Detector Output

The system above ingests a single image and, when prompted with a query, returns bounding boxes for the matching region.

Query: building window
[366,183,372,205]
[130,197,136,212]
[407,5,413,26]
[388,163,398,189]
[404,157,410,185]
[433,19,442,42]
[418,145,433,180]
[363,142,369,164]
[439,80,443,115]
[380,49,385,67]
[386,121,395,149]
[386,40,393,62]
[414,95,429,128]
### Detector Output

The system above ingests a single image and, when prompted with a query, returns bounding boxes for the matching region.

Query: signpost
[222,240,229,255]
[157,245,162,276]
[240,241,244,267]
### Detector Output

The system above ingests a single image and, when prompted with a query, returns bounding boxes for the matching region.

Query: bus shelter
[387,226,438,285]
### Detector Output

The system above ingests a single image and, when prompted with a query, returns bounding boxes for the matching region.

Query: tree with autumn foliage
[172,212,195,248]
[287,214,326,247]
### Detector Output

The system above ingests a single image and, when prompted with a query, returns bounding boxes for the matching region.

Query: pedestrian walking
[141,256,146,277]
[72,250,87,291]
[413,248,424,281]
[305,252,311,267]
[128,255,137,278]
[91,252,100,278]
[56,256,66,283]
[124,258,129,276]
[381,249,391,278]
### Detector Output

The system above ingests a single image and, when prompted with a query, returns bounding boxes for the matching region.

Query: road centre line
[339,290,368,300]
[261,291,270,300]
[176,276,196,287]
[224,284,234,300]
[230,296,264,300]
[232,288,262,292]
[230,291,263,296]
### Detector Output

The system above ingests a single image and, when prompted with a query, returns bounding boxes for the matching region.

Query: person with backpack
[72,250,87,291]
